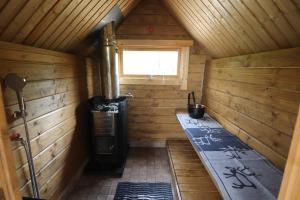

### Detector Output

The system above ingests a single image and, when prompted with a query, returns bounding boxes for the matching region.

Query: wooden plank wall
[202,47,300,170]
[278,106,300,200]
[0,83,21,200]
[0,41,99,199]
[0,0,137,53]
[117,0,190,40]
[117,0,208,144]
[164,0,300,58]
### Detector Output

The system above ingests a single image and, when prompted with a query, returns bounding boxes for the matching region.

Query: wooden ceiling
[0,0,139,53]
[164,0,300,57]
[0,0,299,58]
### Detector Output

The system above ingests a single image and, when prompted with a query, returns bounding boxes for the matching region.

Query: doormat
[114,182,173,200]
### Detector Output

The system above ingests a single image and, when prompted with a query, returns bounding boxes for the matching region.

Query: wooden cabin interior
[0,0,300,199]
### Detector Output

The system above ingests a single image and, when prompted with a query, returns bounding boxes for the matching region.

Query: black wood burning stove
[86,96,128,175]
[85,22,128,176]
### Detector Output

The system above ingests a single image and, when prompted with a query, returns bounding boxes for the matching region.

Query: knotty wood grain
[0,41,98,199]
[203,47,300,170]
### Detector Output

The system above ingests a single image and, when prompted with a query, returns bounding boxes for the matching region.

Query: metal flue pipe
[100,21,120,100]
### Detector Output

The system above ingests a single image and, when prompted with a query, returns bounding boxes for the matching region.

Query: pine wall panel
[0,41,99,199]
[117,0,208,144]
[203,47,300,170]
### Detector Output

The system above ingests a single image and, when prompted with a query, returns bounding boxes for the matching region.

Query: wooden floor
[67,148,174,200]
[167,140,221,200]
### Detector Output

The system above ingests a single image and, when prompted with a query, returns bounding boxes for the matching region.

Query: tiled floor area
[67,148,173,200]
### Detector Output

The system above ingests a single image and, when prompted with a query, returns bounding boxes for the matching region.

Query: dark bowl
[188,104,205,119]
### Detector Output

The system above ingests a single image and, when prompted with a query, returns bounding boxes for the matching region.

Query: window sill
[119,78,187,89]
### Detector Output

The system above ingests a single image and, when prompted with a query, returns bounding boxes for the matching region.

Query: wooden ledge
[167,140,221,200]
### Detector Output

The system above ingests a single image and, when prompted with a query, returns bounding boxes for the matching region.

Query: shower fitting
[4,73,40,199]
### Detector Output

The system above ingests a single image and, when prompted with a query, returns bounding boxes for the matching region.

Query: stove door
[92,111,116,136]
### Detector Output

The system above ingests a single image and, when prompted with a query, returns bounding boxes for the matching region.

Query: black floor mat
[114,182,173,200]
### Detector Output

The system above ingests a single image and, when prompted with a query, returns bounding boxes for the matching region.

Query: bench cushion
[177,113,283,200]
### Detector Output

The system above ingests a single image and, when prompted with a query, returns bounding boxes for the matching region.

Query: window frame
[120,47,181,79]
[117,39,193,89]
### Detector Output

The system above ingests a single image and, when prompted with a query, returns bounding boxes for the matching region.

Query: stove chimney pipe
[100,21,120,100]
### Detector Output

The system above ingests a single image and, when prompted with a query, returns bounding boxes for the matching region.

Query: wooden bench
[175,113,283,200]
[167,140,221,200]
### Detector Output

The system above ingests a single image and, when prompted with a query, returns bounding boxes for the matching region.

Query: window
[118,39,193,89]
[123,50,179,76]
